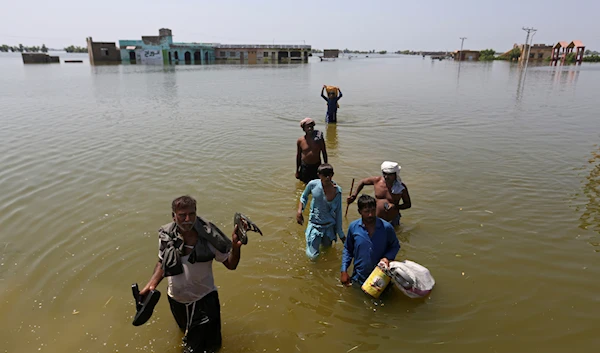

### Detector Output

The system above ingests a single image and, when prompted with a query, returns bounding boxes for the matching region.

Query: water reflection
[325,123,338,156]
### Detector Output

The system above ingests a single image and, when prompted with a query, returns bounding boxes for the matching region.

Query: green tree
[378,50,387,54]
[41,44,48,53]
[564,52,576,64]
[0,44,9,52]
[583,55,600,62]
[18,43,24,52]
[480,49,496,61]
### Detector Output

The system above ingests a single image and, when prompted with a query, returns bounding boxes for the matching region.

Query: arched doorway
[129,51,136,63]
[168,52,172,64]
[184,51,191,65]
[194,51,201,64]
[205,51,209,64]
[174,51,179,61]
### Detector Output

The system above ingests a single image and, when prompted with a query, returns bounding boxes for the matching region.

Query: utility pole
[522,27,537,66]
[458,37,466,61]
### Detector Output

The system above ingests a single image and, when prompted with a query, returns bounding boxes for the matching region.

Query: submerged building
[87,28,311,65]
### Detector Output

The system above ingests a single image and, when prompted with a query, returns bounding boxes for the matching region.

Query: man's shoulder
[306,179,320,188]
[159,222,176,234]
[348,219,362,229]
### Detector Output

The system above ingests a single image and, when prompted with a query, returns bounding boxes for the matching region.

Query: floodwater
[1,52,599,353]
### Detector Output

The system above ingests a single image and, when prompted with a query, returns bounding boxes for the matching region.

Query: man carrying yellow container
[321,85,343,123]
[341,195,400,287]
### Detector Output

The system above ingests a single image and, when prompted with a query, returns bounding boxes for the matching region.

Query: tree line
[0,44,48,53]
[0,44,88,53]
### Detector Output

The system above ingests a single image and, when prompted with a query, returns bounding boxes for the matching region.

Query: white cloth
[380,161,404,194]
[387,260,435,298]
[167,243,229,304]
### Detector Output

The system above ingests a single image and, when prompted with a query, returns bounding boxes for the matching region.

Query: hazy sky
[1,0,598,51]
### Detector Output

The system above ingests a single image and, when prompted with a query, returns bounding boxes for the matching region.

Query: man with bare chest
[347,161,411,226]
[296,118,328,184]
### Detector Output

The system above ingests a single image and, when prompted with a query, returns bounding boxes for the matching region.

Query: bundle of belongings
[385,260,435,298]
[325,85,340,109]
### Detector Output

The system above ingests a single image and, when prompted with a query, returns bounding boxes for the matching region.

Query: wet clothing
[300,179,345,259]
[157,218,231,353]
[168,290,222,353]
[322,91,342,123]
[341,218,400,285]
[298,161,321,184]
[158,218,232,277]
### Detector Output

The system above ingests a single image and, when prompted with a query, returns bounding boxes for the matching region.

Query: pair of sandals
[132,213,262,326]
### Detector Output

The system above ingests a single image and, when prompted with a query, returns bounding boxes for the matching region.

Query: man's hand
[379,258,390,269]
[296,211,304,225]
[340,271,351,286]
[295,171,300,179]
[138,284,155,302]
[347,194,357,204]
[232,224,243,249]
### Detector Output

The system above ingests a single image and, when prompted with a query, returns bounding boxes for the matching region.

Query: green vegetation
[0,44,49,53]
[583,55,600,63]
[564,52,576,64]
[479,49,496,61]
[311,49,323,53]
[584,49,599,56]
[378,50,387,55]
[497,47,521,61]
[64,45,87,53]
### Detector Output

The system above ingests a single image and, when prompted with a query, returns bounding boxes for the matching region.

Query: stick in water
[345,178,355,217]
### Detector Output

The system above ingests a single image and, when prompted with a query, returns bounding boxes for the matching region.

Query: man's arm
[139,261,164,298]
[223,225,242,270]
[321,138,328,164]
[335,188,345,241]
[338,89,343,100]
[297,182,313,224]
[340,225,355,285]
[321,86,328,101]
[398,185,411,210]
[295,139,302,178]
[347,177,378,203]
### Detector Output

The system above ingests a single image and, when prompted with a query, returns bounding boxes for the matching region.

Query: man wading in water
[296,118,328,184]
[347,161,411,226]
[138,195,246,353]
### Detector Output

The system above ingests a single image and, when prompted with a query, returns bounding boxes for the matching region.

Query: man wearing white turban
[347,161,411,226]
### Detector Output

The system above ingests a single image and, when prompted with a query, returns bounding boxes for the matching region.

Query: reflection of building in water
[578,145,600,234]
[87,28,311,66]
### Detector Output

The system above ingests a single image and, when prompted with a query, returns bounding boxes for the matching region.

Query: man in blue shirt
[297,164,346,260]
[341,195,400,286]
[321,85,343,123]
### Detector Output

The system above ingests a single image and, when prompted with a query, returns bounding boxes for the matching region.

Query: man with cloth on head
[296,117,328,184]
[347,161,411,226]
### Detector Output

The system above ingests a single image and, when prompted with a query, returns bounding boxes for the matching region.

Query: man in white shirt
[139,195,243,353]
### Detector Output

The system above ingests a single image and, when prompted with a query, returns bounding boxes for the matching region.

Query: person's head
[381,161,401,184]
[171,195,197,232]
[300,117,315,133]
[328,91,336,99]
[357,194,377,224]
[317,163,334,183]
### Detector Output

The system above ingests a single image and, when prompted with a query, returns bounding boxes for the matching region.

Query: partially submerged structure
[85,28,311,65]
[22,53,59,64]
[86,37,121,65]
[550,40,585,65]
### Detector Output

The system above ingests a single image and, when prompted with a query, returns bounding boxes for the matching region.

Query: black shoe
[131,283,161,326]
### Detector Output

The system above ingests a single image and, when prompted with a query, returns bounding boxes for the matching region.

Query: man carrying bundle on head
[321,85,343,123]
[347,161,411,226]
[296,117,328,184]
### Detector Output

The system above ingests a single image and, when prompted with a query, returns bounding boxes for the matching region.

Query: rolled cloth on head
[381,161,404,194]
[300,117,315,128]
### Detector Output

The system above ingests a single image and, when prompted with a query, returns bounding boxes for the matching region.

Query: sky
[1,0,599,51]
